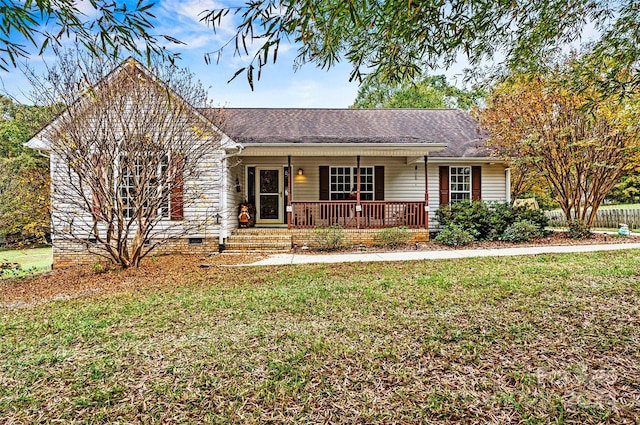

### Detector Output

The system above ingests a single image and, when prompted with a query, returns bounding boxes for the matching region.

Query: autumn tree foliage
[478,65,640,227]
[0,96,52,246]
[26,52,225,268]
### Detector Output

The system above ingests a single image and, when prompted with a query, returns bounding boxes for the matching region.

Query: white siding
[427,162,508,225]
[50,143,226,241]
[238,156,508,227]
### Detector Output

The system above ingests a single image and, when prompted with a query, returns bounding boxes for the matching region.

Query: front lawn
[1,251,639,423]
[0,247,51,279]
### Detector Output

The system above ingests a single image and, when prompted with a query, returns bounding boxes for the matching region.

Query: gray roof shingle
[202,108,490,158]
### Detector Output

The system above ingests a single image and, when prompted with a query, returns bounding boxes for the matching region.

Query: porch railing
[290,200,427,229]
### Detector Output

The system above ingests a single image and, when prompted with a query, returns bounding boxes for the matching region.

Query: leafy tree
[607,172,640,205]
[0,155,50,245]
[202,0,640,90]
[0,1,176,72]
[478,59,640,227]
[0,95,51,246]
[24,51,226,268]
[351,74,483,110]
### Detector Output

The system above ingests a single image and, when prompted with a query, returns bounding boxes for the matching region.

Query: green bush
[502,220,544,242]
[313,225,346,251]
[373,226,411,247]
[436,201,493,240]
[436,201,548,242]
[434,224,475,246]
[487,202,517,239]
[568,219,592,239]
[513,207,549,231]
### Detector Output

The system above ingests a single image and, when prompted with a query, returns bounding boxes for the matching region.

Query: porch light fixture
[235,177,241,192]
[297,168,303,176]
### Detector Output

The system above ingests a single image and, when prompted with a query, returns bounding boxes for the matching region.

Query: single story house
[26,61,509,267]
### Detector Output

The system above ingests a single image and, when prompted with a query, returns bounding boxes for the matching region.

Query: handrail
[290,200,426,229]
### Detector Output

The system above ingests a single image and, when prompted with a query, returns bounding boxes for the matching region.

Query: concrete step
[224,241,291,252]
[232,228,292,236]
[226,227,293,252]
[229,233,292,240]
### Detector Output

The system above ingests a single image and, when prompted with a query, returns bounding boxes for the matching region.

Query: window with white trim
[450,166,471,203]
[118,154,170,219]
[329,167,374,200]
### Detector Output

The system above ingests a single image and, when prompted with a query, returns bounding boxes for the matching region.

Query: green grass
[0,247,52,279]
[1,251,640,423]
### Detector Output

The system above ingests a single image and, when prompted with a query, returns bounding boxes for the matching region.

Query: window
[358,167,374,200]
[329,167,374,200]
[119,158,138,219]
[118,154,170,219]
[450,166,471,203]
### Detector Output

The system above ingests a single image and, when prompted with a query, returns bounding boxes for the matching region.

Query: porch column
[505,167,511,204]
[287,155,292,229]
[220,156,228,249]
[424,155,429,229]
[356,155,361,229]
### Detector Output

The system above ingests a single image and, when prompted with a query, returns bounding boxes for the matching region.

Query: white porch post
[220,156,228,249]
[505,167,511,204]
[287,155,292,229]
[424,155,429,229]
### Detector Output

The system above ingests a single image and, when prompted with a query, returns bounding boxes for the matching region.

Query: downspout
[424,155,429,229]
[219,142,244,251]
[219,156,228,251]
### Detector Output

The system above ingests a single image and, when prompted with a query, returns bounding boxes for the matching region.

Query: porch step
[231,228,292,235]
[225,228,293,252]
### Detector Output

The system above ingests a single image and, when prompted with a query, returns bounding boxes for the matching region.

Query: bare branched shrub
[25,51,227,268]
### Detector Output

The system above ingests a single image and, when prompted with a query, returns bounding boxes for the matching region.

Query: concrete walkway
[248,242,640,266]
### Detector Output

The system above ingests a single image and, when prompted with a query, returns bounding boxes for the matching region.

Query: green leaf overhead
[201,0,640,91]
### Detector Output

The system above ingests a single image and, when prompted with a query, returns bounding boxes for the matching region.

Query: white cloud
[73,0,97,16]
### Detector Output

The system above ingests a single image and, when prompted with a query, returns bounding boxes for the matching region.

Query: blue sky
[1,0,600,108]
[0,0,474,108]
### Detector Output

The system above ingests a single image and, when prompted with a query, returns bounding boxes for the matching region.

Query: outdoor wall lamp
[215,213,222,224]
[235,177,241,192]
[297,168,303,176]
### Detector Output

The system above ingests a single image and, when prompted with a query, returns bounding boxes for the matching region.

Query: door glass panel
[260,195,279,219]
[260,170,279,193]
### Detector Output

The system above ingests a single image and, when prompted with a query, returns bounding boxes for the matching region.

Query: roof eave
[238,142,449,157]
[24,137,51,151]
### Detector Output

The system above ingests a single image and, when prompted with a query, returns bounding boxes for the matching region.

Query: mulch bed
[300,230,640,254]
[2,232,639,307]
[0,252,263,308]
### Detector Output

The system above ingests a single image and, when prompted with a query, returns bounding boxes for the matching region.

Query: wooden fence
[545,209,640,229]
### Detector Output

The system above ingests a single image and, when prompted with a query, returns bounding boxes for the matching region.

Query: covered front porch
[227,142,443,231]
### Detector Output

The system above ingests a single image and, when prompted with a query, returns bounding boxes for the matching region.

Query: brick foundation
[52,238,220,268]
[290,228,429,248]
[53,228,430,267]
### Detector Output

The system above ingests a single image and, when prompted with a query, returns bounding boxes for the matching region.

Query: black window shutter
[170,154,184,220]
[472,166,482,201]
[319,166,329,200]
[439,166,449,206]
[374,166,384,200]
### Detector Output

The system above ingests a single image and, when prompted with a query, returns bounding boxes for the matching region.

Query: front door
[256,167,283,224]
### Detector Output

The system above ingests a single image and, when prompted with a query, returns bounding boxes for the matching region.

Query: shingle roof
[201,108,490,158]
